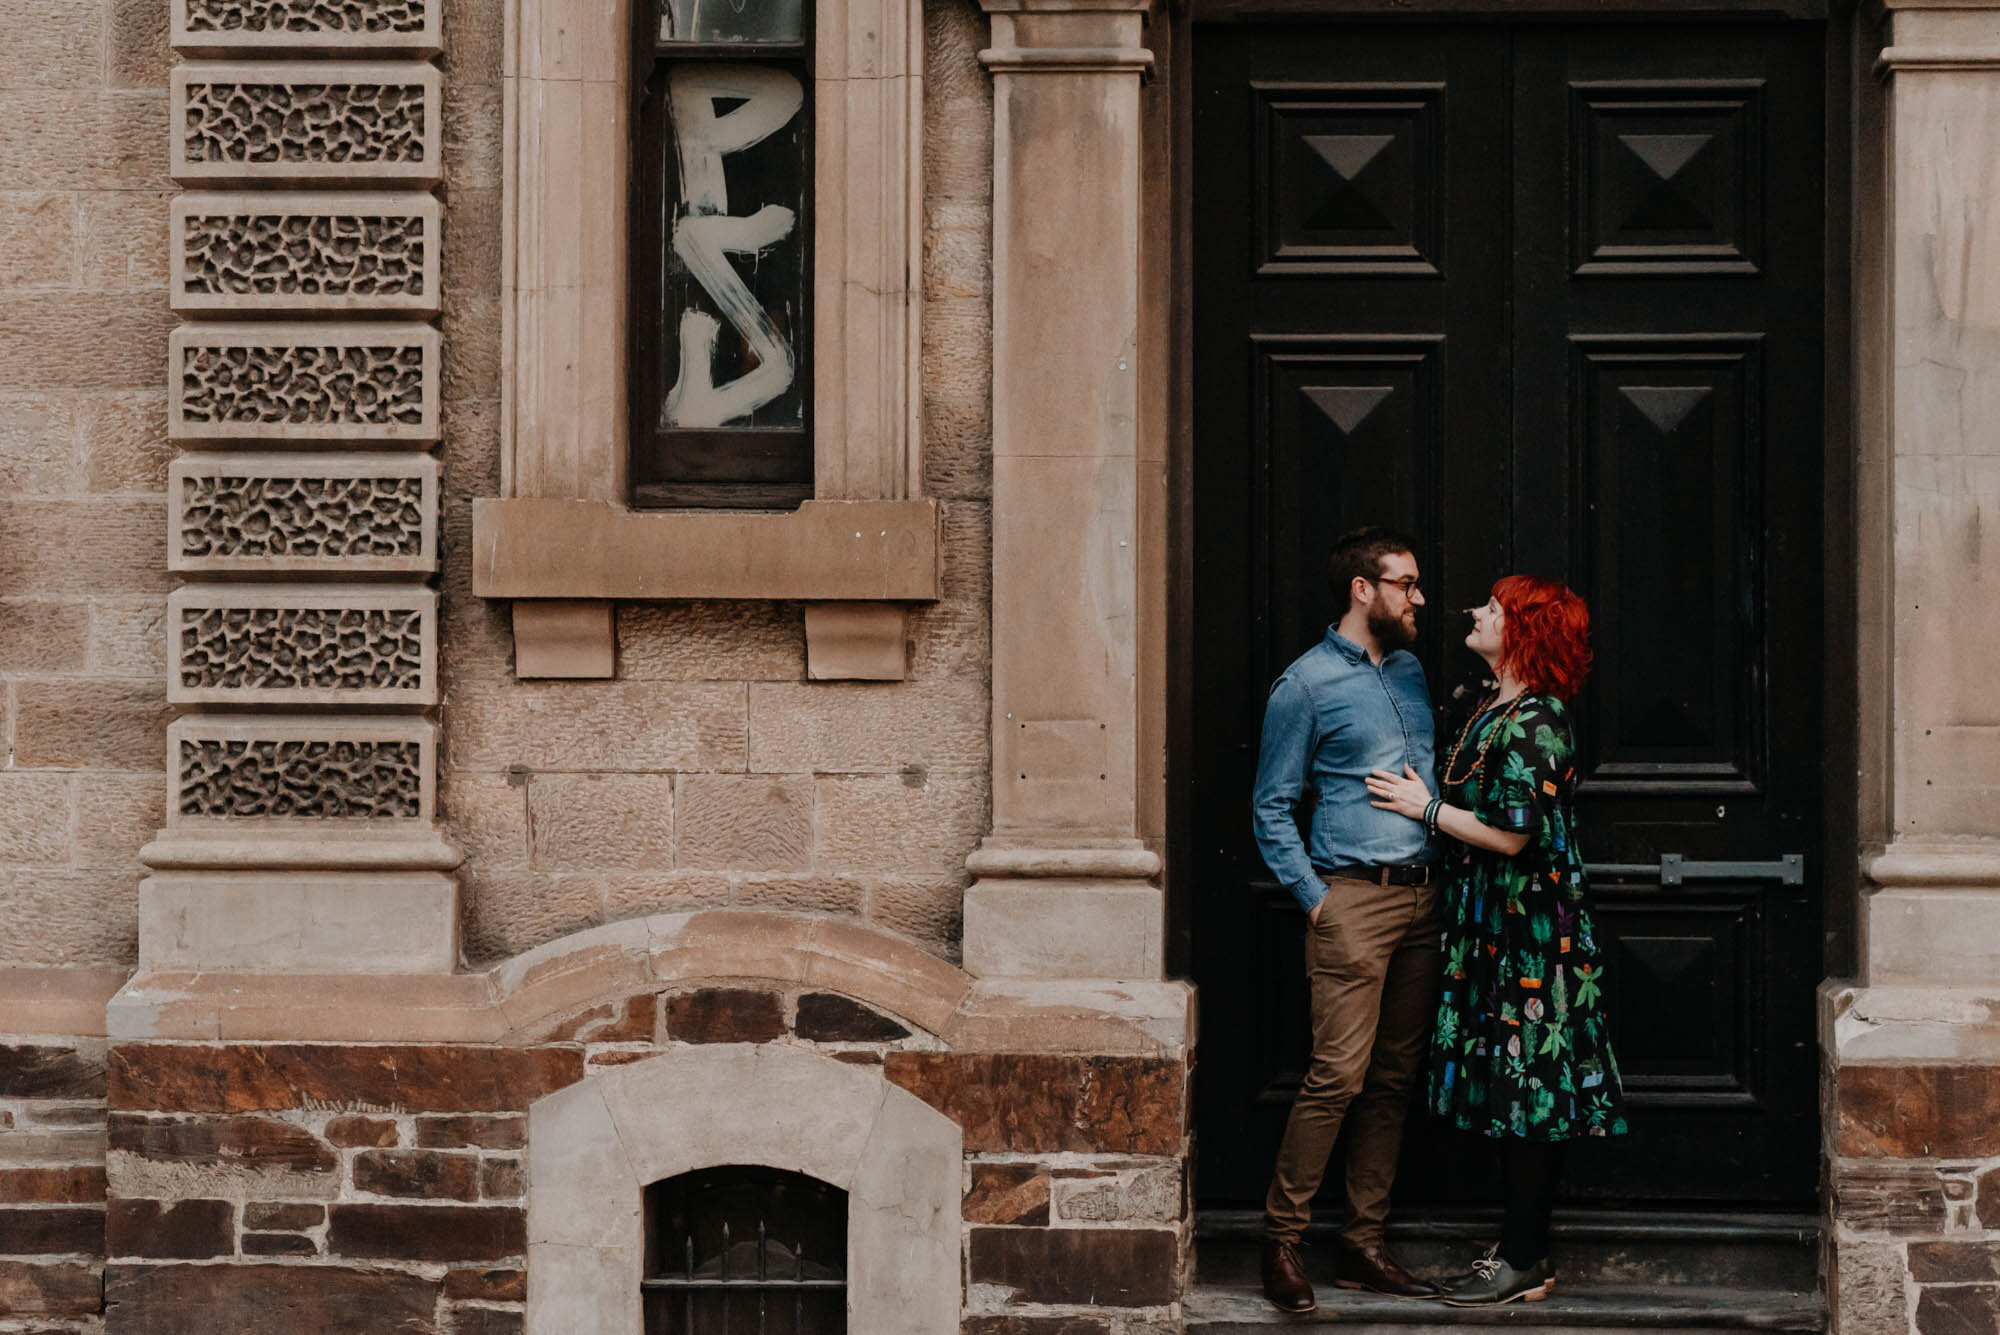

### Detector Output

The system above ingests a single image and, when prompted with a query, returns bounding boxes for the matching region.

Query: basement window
[643,1165,847,1333]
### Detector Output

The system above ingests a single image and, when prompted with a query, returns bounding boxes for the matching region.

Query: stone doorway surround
[525,1042,962,1334]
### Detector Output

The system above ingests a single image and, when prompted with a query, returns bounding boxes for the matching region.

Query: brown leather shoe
[1260,1238,1318,1313]
[1332,1238,1440,1299]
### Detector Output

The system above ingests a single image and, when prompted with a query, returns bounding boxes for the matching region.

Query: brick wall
[1830,1064,2000,1333]
[0,0,173,969]
[100,985,1190,1333]
[0,1041,109,1332]
[434,0,997,968]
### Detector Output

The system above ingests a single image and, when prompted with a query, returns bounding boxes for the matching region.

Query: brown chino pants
[1264,873,1442,1247]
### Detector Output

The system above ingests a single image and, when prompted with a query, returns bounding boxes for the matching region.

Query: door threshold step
[1185,1283,1824,1332]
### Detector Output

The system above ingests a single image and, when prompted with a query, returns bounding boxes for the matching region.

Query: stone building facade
[0,0,1993,1331]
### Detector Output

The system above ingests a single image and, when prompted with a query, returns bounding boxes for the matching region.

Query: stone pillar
[961,0,1164,980]
[135,16,460,973]
[1829,7,2000,1329]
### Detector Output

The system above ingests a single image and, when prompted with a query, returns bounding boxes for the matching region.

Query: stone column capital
[977,0,1157,76]
[1875,2,2000,73]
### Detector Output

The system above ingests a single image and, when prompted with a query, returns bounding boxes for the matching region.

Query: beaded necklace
[1440,691,1531,789]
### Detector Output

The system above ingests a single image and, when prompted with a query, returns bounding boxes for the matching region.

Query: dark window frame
[630,3,815,511]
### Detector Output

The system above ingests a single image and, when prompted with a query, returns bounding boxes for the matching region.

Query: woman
[1365,574,1628,1306]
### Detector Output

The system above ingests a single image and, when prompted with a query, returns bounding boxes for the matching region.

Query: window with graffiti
[633,0,811,509]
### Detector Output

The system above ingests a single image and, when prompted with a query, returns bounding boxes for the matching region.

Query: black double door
[1189,20,1826,1211]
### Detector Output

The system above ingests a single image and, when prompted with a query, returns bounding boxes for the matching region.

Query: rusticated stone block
[103,1262,439,1333]
[172,63,442,186]
[109,1114,337,1173]
[964,1161,1049,1225]
[0,1207,103,1254]
[242,1201,323,1231]
[967,1226,1178,1307]
[1916,1284,2000,1334]
[1054,1161,1182,1223]
[107,1198,233,1259]
[1910,1241,2000,1284]
[675,773,813,871]
[172,453,438,575]
[415,1115,524,1151]
[14,680,169,771]
[885,1053,1185,1154]
[355,1149,479,1201]
[449,1308,523,1335]
[172,193,439,314]
[794,992,911,1043]
[442,1268,524,1302]
[109,1044,583,1113]
[1834,1160,1948,1234]
[0,1045,107,1099]
[173,0,441,61]
[527,772,675,871]
[243,1232,318,1255]
[663,988,785,1044]
[1831,1239,1910,1335]
[324,1115,397,1148]
[328,1203,524,1261]
[1838,1065,2000,1158]
[167,715,437,822]
[0,1166,107,1204]
[0,1259,100,1316]
[0,598,89,672]
[168,585,436,706]
[169,323,440,444]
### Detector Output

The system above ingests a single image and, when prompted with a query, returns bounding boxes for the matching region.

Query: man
[1249,525,1442,1313]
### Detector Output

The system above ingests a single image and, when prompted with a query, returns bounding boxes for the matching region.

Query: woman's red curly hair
[1493,575,1592,701]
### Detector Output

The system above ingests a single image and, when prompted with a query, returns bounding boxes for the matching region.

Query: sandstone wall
[436,0,996,966]
[0,0,175,969]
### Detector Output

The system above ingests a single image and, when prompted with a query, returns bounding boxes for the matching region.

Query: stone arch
[525,1042,962,1333]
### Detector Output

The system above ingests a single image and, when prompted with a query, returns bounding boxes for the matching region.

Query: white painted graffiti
[664,64,804,429]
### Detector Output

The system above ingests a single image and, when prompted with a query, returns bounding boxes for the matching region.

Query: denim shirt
[1251,629,1438,914]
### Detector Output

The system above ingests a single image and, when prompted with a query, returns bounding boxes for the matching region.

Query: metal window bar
[642,1219,845,1335]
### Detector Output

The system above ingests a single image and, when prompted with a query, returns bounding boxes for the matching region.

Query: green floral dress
[1427,693,1629,1141]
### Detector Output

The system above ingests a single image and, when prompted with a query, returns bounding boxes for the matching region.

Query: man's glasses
[1370,576,1422,597]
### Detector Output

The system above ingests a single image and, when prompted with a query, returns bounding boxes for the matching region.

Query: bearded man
[1248,525,1443,1313]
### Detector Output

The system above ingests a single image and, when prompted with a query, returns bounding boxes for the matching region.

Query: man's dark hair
[1327,525,1419,609]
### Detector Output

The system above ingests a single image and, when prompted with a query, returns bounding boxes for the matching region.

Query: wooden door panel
[1257,83,1446,275]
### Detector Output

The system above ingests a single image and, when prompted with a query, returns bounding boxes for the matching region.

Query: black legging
[1500,1139,1569,1269]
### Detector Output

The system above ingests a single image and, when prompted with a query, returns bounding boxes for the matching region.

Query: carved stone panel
[171,62,442,186]
[173,0,441,58]
[172,193,439,315]
[169,322,440,443]
[171,452,438,575]
[167,715,438,823]
[168,585,438,707]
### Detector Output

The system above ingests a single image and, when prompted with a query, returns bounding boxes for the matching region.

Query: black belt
[1319,863,1436,887]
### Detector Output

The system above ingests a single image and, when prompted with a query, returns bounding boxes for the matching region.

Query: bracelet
[1422,796,1443,838]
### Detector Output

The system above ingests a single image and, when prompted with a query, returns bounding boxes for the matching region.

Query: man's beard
[1369,605,1417,650]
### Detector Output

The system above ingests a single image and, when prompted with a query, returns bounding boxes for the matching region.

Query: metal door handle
[1585,853,1804,886]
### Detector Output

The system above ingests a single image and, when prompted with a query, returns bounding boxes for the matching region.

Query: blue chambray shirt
[1250,628,1439,914]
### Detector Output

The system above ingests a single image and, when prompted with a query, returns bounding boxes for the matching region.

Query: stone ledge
[470,498,940,601]
[0,969,130,1039]
[1865,838,2000,887]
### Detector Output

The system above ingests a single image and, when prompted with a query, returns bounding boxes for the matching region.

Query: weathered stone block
[0,1258,100,1316]
[108,1043,583,1113]
[107,1198,233,1258]
[443,681,746,772]
[172,63,442,185]
[414,1114,524,1151]
[794,992,911,1043]
[167,585,436,706]
[172,453,438,575]
[79,191,171,292]
[0,1044,108,1099]
[747,680,986,772]
[0,1206,103,1254]
[111,0,173,87]
[527,773,674,871]
[14,679,168,771]
[241,1201,324,1231]
[76,773,165,870]
[0,870,138,967]
[885,1054,1184,1155]
[103,1262,439,1334]
[1839,1065,2000,1158]
[675,774,812,871]
[0,773,76,865]
[79,393,172,494]
[963,1161,1049,1226]
[242,1231,318,1255]
[0,93,173,193]
[324,1115,397,1148]
[522,994,655,1045]
[108,1114,336,1173]
[0,292,174,392]
[1834,1160,1949,1234]
[0,599,90,672]
[172,193,438,314]
[0,193,77,291]
[0,1166,107,1204]
[355,1149,480,1201]
[480,1157,524,1199]
[1916,1284,2000,1334]
[167,715,437,822]
[328,1202,524,1261]
[616,600,804,682]
[169,322,440,444]
[449,1307,524,1335]
[1980,1164,2000,1228]
[814,768,987,872]
[0,500,170,597]
[1831,1239,1911,1335]
[1054,1162,1181,1223]
[1910,1240,2000,1283]
[173,0,442,57]
[960,1320,1110,1335]
[967,1225,1178,1307]
[0,1122,108,1166]
[442,1268,525,1302]
[663,988,785,1044]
